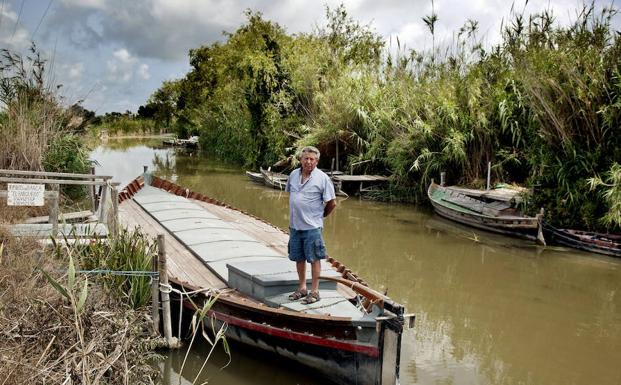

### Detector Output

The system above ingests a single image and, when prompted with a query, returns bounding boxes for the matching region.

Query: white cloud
[0,6,31,50]
[113,48,136,64]
[138,63,150,80]
[59,0,106,10]
[68,62,84,80]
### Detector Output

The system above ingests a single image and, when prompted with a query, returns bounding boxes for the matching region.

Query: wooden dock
[331,175,389,183]
[0,169,119,239]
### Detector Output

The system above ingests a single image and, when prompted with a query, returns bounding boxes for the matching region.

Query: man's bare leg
[296,261,307,291]
[310,260,321,293]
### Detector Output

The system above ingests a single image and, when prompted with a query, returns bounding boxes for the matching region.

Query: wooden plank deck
[120,183,356,300]
[193,200,288,255]
[119,198,227,290]
[444,185,526,203]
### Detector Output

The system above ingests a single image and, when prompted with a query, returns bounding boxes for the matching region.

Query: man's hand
[324,199,337,217]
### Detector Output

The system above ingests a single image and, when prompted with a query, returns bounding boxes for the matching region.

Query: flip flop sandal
[303,292,320,305]
[288,289,308,301]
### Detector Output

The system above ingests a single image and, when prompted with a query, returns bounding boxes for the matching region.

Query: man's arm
[324,199,336,217]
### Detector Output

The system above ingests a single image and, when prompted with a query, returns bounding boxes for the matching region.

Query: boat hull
[179,292,404,385]
[543,225,621,257]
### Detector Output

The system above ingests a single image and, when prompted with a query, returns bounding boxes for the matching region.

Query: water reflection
[160,341,325,385]
[91,138,621,385]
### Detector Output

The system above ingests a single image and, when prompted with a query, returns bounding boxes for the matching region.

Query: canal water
[92,138,621,385]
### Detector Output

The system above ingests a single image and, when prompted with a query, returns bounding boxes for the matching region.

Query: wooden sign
[7,183,45,206]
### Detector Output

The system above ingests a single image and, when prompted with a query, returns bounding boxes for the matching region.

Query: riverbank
[0,203,164,384]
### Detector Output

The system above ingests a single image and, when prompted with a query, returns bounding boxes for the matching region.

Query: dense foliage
[146,4,620,232]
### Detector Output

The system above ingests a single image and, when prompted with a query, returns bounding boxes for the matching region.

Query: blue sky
[0,0,611,114]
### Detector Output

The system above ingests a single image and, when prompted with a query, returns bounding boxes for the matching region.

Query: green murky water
[92,138,621,385]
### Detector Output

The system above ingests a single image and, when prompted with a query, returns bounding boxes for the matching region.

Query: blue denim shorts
[288,227,327,263]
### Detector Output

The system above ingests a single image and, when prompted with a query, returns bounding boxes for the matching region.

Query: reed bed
[162,3,620,232]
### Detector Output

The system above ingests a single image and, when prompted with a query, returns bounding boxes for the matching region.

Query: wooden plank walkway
[332,175,389,182]
[8,223,108,238]
[24,210,95,224]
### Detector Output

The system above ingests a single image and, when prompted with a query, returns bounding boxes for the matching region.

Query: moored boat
[543,223,621,257]
[260,167,288,190]
[245,170,264,184]
[427,181,545,245]
[118,174,411,385]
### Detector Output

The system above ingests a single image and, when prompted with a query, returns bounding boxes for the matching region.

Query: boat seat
[227,259,341,304]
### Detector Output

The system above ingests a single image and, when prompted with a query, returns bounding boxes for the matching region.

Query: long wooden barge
[118,173,411,385]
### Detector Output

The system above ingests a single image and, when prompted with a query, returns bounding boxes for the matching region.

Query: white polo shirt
[285,167,336,230]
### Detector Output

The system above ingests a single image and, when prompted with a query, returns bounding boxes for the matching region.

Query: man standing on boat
[285,146,337,304]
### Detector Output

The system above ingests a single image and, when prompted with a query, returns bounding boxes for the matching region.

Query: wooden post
[151,254,161,336]
[486,161,491,191]
[440,172,446,187]
[335,136,339,172]
[89,166,96,213]
[50,185,59,237]
[158,234,175,347]
[110,187,119,238]
[98,183,108,223]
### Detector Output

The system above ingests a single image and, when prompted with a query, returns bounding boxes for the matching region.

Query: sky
[0,0,614,114]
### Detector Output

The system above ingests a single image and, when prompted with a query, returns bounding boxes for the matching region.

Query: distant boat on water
[162,135,199,148]
[260,167,288,190]
[245,170,264,184]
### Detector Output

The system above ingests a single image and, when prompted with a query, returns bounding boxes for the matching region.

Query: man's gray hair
[300,146,320,159]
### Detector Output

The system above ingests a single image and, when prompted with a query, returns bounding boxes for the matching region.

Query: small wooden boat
[162,137,179,146]
[163,136,199,148]
[245,171,264,184]
[179,135,199,148]
[428,182,545,245]
[260,167,288,190]
[543,223,621,257]
[118,174,411,385]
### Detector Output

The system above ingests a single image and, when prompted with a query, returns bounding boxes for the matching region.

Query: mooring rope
[158,282,221,339]
[56,269,159,277]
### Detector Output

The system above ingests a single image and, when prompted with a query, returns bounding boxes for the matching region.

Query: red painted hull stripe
[208,309,380,358]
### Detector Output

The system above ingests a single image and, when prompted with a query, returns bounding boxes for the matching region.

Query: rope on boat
[159,282,225,340]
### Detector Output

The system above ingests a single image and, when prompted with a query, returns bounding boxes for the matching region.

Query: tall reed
[55,227,157,309]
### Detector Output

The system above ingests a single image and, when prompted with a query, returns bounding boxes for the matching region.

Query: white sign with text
[7,183,45,206]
